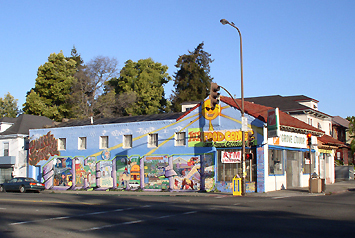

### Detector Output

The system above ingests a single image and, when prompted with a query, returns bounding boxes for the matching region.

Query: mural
[29,132,59,166]
[202,154,215,192]
[84,157,97,188]
[116,156,140,189]
[42,157,73,189]
[74,157,85,187]
[172,155,201,190]
[98,160,113,188]
[144,156,169,190]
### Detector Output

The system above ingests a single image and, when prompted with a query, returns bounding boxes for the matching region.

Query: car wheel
[19,185,26,193]
[0,185,5,192]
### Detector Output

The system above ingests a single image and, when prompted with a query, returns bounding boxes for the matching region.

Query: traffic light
[307,133,312,146]
[245,153,254,160]
[247,131,255,147]
[210,82,220,110]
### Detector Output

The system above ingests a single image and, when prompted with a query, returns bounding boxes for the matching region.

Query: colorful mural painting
[144,156,169,190]
[201,154,215,192]
[84,156,97,188]
[29,132,59,166]
[98,160,113,188]
[172,155,201,190]
[74,157,85,187]
[116,156,140,189]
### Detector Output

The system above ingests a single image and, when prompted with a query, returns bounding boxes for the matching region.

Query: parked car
[0,177,45,193]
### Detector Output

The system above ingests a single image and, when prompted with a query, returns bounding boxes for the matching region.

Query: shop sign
[188,128,256,148]
[267,108,280,138]
[319,149,332,154]
[221,151,241,163]
[269,131,308,149]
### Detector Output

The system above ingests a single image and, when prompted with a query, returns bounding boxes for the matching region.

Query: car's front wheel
[0,185,5,192]
[19,185,26,193]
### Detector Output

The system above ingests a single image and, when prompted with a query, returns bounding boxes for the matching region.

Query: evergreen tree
[171,42,214,112]
[23,52,76,121]
[0,92,19,118]
[108,58,171,115]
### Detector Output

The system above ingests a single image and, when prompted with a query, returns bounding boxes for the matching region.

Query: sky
[0,1,354,118]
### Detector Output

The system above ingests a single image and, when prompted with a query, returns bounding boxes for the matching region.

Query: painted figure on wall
[98,160,113,187]
[172,156,201,190]
[74,157,85,187]
[53,157,73,187]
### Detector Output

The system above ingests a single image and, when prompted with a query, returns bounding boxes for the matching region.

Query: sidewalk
[42,180,355,198]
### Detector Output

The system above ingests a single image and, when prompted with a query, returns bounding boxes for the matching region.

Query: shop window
[148,133,158,148]
[268,149,283,175]
[78,137,87,150]
[123,135,132,148]
[3,142,9,156]
[100,136,109,149]
[175,132,186,146]
[217,149,242,181]
[58,138,66,150]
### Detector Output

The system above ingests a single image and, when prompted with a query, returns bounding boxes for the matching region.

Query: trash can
[321,178,326,192]
[232,175,241,196]
[309,178,322,193]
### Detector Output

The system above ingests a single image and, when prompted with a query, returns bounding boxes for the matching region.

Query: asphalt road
[0,191,354,238]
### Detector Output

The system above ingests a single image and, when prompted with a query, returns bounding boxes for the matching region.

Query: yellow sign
[233,176,241,196]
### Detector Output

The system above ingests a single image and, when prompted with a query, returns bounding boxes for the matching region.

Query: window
[58,138,66,150]
[148,133,158,147]
[100,136,109,149]
[123,135,132,148]
[308,118,312,126]
[268,149,283,175]
[78,137,87,150]
[175,132,186,146]
[3,142,9,156]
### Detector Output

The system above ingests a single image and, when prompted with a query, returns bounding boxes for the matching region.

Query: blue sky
[1,1,354,118]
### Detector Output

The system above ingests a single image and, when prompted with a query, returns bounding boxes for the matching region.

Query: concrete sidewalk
[42,180,355,198]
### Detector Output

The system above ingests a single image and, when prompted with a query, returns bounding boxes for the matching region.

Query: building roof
[318,134,346,147]
[0,117,17,124]
[332,116,349,128]
[51,112,186,128]
[244,95,330,118]
[220,96,324,135]
[0,114,54,136]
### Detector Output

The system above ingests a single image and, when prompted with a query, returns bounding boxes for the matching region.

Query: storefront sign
[221,151,241,163]
[267,108,280,138]
[269,131,308,149]
[188,128,256,148]
[319,149,332,154]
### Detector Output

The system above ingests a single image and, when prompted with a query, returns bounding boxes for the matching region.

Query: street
[0,191,354,238]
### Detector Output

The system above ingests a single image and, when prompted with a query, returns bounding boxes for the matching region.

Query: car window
[25,178,36,182]
[17,178,23,182]
[9,178,18,183]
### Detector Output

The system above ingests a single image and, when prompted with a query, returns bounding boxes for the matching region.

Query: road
[0,191,354,238]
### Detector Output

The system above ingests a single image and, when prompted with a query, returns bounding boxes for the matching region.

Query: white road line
[9,205,148,226]
[80,210,198,232]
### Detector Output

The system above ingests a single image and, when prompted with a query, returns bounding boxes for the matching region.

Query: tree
[347,116,355,156]
[171,42,214,112]
[108,58,171,116]
[0,92,19,118]
[23,52,76,121]
[69,55,119,119]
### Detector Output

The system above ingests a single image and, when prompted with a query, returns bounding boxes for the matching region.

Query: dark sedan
[0,177,45,193]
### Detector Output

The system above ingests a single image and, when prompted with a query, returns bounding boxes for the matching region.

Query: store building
[29,96,328,193]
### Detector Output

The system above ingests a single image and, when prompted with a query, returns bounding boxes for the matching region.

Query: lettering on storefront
[271,131,308,149]
[221,151,241,163]
[188,128,256,148]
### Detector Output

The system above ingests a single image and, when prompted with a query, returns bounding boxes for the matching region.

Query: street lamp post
[220,19,247,195]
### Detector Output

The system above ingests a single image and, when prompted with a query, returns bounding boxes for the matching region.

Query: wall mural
[116,156,140,189]
[84,157,97,188]
[144,156,169,190]
[29,132,60,166]
[172,156,201,190]
[74,157,85,187]
[97,160,113,188]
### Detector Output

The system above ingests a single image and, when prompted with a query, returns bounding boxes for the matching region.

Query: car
[0,177,45,193]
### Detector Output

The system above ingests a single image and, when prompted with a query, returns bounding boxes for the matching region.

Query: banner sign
[221,151,241,163]
[267,108,280,138]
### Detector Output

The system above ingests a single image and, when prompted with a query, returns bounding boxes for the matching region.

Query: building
[0,114,53,183]
[29,97,328,193]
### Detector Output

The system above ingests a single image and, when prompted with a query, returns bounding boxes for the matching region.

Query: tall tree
[108,58,171,115]
[171,42,214,112]
[23,52,76,121]
[0,92,19,118]
[69,56,119,119]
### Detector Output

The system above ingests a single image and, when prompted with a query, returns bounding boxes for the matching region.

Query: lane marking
[9,205,148,226]
[81,210,198,232]
[0,198,99,206]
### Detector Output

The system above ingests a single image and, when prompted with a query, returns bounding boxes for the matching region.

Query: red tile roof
[318,134,347,147]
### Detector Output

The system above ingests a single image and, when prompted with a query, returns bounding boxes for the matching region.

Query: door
[286,151,300,188]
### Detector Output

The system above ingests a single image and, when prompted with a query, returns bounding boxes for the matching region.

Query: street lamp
[220,19,247,195]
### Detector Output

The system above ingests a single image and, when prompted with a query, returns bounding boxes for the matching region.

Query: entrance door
[286,151,300,188]
[0,167,13,183]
